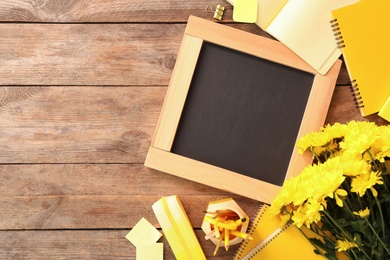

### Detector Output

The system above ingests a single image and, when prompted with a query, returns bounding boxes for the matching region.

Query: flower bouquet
[269,121,390,260]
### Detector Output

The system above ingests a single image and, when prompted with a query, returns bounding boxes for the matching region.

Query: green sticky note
[233,0,258,23]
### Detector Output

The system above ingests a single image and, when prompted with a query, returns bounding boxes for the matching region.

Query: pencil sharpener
[201,198,249,247]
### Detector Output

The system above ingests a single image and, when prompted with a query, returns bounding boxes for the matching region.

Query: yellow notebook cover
[332,0,390,116]
[234,204,325,260]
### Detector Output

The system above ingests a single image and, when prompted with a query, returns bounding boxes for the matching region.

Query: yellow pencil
[213,232,224,256]
[229,230,253,240]
[224,228,230,251]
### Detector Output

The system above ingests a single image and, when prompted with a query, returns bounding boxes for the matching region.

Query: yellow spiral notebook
[234,204,325,260]
[331,0,390,116]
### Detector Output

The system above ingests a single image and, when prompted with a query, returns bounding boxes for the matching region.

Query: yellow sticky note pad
[233,0,258,23]
[379,96,390,122]
[125,217,162,247]
[136,243,164,260]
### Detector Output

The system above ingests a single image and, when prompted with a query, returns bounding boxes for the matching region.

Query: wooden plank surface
[0,87,164,163]
[0,24,350,86]
[0,0,233,23]
[0,230,243,260]
[0,0,387,259]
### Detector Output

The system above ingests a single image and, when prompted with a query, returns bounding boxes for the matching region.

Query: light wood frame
[145,16,341,204]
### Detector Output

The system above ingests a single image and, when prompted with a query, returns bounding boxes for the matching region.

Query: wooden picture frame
[145,16,341,204]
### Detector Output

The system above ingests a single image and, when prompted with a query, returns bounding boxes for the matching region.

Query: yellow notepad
[152,195,206,260]
[332,0,390,116]
[234,204,325,260]
[125,217,162,247]
[228,0,358,75]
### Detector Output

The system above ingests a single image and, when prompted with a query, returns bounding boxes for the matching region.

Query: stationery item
[234,204,325,259]
[379,96,390,122]
[206,5,225,20]
[125,217,162,247]
[227,0,358,74]
[331,0,390,116]
[136,243,164,260]
[201,198,250,255]
[152,195,206,260]
[232,0,258,23]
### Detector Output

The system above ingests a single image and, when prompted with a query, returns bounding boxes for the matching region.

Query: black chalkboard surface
[145,16,341,203]
[171,42,314,186]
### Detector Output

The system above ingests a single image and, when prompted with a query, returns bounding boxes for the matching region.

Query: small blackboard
[172,42,314,186]
[145,16,341,203]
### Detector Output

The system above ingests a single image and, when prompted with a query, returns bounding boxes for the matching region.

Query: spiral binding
[233,203,265,260]
[233,204,293,260]
[330,19,345,48]
[241,222,291,260]
[350,79,365,109]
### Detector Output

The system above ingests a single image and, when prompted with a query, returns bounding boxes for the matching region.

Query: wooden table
[0,1,387,259]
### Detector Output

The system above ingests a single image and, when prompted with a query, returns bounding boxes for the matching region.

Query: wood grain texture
[0,229,242,259]
[0,86,164,163]
[0,24,181,86]
[0,195,259,229]
[0,23,349,86]
[0,0,233,23]
[0,164,260,229]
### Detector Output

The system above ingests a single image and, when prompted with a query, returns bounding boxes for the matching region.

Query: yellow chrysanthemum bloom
[336,239,358,252]
[353,207,370,218]
[340,121,379,157]
[351,171,383,197]
[334,188,348,207]
[323,155,371,177]
[320,122,347,139]
[373,126,390,161]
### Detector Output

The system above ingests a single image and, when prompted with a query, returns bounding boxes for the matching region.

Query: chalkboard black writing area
[171,42,314,186]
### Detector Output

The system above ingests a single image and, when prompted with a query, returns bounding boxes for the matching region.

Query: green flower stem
[310,146,321,163]
[326,146,335,157]
[312,222,336,247]
[323,211,373,260]
[350,248,359,260]
[343,196,358,219]
[364,217,390,255]
[297,227,327,258]
[374,194,386,238]
[366,150,379,171]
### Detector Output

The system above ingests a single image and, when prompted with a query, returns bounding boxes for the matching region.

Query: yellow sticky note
[379,96,390,122]
[136,243,164,260]
[233,0,258,23]
[125,217,162,247]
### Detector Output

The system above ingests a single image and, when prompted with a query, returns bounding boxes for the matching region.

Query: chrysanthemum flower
[351,171,383,197]
[353,207,370,218]
[336,238,358,252]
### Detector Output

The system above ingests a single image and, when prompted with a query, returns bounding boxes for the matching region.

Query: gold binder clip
[206,5,225,20]
[213,5,225,20]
